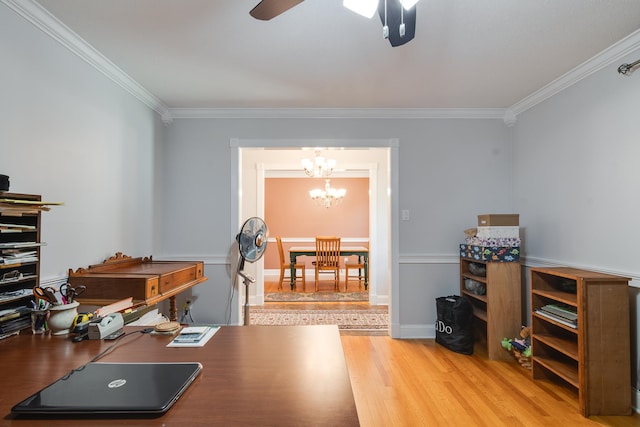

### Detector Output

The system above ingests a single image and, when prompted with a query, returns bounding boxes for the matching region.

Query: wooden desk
[68,252,208,321]
[289,246,369,290]
[1,325,359,426]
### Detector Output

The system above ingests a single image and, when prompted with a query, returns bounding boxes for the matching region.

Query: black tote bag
[435,295,474,355]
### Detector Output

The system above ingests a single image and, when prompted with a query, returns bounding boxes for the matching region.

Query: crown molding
[2,0,172,123]
[169,107,508,121]
[510,28,640,116]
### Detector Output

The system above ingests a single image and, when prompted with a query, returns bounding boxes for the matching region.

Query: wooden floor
[341,335,639,427]
[265,278,639,425]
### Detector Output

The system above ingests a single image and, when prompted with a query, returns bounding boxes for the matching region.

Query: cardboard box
[477,214,519,226]
[460,244,520,262]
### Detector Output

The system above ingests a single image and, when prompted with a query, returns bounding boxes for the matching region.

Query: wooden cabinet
[0,193,43,336]
[530,267,631,416]
[460,257,522,360]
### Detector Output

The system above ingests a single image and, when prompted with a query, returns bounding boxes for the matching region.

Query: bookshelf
[530,267,631,416]
[0,193,43,336]
[459,257,522,360]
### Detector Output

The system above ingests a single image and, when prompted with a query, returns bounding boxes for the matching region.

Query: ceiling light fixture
[310,179,347,209]
[344,0,419,46]
[399,0,419,10]
[343,0,379,19]
[250,0,418,46]
[301,150,336,178]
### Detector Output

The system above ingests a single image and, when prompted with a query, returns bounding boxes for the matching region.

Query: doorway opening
[231,139,400,337]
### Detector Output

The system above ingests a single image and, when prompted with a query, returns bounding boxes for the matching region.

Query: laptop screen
[12,362,202,416]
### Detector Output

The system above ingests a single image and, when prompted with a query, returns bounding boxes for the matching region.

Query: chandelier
[310,179,347,208]
[301,150,336,178]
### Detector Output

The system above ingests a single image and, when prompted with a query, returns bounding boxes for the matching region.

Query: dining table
[288,246,369,290]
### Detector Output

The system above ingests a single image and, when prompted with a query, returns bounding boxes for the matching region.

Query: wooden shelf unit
[0,192,43,335]
[530,267,631,416]
[459,257,521,360]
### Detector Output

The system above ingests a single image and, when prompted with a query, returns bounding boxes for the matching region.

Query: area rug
[264,291,369,302]
[249,308,388,331]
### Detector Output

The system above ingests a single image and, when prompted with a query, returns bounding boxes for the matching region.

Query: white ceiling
[29,0,640,111]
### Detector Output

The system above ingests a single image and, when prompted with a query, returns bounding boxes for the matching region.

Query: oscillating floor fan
[236,217,269,325]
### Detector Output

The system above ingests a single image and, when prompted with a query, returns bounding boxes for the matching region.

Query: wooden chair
[314,236,341,291]
[345,259,366,290]
[276,236,306,291]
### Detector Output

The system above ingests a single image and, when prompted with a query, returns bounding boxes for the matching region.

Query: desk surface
[1,326,360,426]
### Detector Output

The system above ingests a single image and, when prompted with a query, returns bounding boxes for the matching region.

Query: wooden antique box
[67,252,207,320]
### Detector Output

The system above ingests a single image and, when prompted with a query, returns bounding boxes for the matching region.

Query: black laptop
[11,362,202,416]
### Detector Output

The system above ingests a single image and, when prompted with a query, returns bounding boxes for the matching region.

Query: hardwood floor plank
[341,336,638,427]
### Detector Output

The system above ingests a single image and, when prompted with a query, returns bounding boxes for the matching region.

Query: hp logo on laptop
[108,379,127,389]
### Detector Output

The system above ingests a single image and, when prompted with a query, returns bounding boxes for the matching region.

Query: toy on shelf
[501,326,531,369]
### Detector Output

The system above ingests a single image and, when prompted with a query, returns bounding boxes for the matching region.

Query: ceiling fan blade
[250,0,304,20]
[378,0,416,47]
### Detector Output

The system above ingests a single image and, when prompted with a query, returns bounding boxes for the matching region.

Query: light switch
[402,210,410,221]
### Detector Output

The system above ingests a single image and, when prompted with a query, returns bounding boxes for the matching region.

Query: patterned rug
[249,308,388,331]
[264,291,369,302]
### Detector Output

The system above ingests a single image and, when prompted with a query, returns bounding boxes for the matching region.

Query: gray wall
[513,51,640,391]
[159,118,512,329]
[1,5,161,280]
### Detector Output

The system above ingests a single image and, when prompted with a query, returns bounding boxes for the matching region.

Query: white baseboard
[398,323,434,339]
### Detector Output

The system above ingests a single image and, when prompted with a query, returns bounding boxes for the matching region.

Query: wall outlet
[402,210,410,221]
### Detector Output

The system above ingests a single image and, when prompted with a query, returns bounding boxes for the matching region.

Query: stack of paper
[0,242,45,249]
[0,289,32,303]
[0,250,38,265]
[0,222,36,233]
[94,297,133,318]
[127,309,168,326]
[540,304,577,322]
[535,304,578,329]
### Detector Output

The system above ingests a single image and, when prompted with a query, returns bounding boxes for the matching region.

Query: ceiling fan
[250,0,417,47]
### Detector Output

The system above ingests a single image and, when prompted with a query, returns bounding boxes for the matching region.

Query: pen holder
[47,301,80,335]
[31,309,49,334]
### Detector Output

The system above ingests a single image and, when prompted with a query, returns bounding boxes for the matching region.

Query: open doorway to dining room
[231,140,399,335]
[263,175,369,298]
